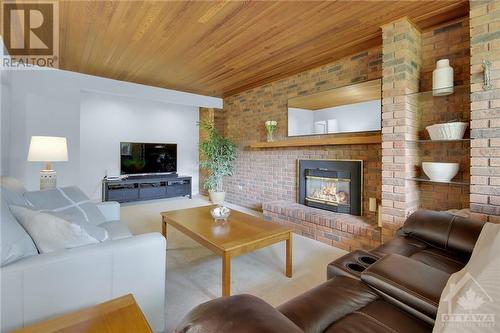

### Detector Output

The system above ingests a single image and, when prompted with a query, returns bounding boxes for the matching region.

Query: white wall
[0,68,11,176]
[3,66,221,195]
[288,107,314,136]
[80,92,199,199]
[313,100,381,133]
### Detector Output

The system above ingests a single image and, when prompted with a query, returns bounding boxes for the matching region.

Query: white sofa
[0,177,166,332]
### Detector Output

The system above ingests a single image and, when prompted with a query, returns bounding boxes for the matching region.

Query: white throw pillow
[9,205,106,253]
[1,198,38,265]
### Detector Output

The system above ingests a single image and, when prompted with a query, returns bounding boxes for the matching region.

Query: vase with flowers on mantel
[265,120,277,142]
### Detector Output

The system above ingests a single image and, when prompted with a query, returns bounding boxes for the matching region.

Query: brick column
[470,0,500,222]
[381,18,422,240]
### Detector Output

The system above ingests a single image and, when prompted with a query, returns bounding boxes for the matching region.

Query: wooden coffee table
[161,205,293,296]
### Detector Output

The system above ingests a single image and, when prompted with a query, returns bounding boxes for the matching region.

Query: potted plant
[199,121,237,204]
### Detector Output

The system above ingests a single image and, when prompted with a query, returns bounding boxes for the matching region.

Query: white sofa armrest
[96,201,121,221]
[1,233,166,332]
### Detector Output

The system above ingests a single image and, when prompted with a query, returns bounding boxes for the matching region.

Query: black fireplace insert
[297,159,362,215]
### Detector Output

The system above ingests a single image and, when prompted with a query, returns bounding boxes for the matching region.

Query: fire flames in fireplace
[306,176,350,206]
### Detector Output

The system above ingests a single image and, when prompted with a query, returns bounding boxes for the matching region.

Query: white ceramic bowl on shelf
[426,122,468,140]
[422,162,459,182]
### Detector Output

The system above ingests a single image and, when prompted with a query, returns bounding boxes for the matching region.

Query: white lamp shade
[27,136,68,162]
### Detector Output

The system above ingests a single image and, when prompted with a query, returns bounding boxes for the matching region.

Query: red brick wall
[420,17,470,91]
[469,0,500,222]
[226,146,382,225]
[222,47,383,225]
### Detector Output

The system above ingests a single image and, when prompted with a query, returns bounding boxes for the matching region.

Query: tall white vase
[432,59,454,96]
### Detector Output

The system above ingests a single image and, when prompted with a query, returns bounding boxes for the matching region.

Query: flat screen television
[120,142,177,175]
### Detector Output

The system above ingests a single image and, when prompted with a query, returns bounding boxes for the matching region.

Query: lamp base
[40,170,57,190]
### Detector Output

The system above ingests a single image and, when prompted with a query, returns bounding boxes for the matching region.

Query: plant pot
[209,191,226,204]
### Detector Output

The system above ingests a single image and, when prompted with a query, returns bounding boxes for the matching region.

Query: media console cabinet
[102,175,192,203]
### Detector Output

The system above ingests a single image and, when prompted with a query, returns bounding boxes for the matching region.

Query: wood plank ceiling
[58,0,468,97]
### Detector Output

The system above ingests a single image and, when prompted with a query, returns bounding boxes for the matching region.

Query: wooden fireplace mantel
[248,132,381,149]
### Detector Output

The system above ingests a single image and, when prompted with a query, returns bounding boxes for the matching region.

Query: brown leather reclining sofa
[174,210,485,333]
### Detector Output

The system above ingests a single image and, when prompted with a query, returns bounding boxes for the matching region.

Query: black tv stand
[102,174,192,203]
[125,173,178,180]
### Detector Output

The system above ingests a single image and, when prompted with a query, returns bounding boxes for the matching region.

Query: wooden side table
[11,294,153,333]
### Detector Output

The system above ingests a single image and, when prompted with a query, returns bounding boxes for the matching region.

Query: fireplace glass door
[300,164,359,214]
[305,176,351,207]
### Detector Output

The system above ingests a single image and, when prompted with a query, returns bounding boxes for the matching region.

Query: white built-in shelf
[406,177,469,186]
[406,84,468,97]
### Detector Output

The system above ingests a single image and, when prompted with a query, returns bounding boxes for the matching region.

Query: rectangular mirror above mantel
[288,79,382,137]
[249,79,382,148]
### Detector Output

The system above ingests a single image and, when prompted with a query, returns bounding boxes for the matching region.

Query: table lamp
[27,136,68,190]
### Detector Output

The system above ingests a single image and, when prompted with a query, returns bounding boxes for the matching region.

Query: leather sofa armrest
[277,276,379,333]
[402,210,484,257]
[361,254,450,319]
[174,294,303,333]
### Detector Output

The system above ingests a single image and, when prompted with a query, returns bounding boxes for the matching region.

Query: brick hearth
[263,201,381,251]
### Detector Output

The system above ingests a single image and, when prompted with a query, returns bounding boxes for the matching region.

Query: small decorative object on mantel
[432,59,454,96]
[210,205,231,222]
[265,120,277,142]
[426,121,468,140]
[483,59,493,91]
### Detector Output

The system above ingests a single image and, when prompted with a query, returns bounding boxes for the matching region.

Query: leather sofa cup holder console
[327,250,381,280]
[358,255,377,265]
[346,263,365,272]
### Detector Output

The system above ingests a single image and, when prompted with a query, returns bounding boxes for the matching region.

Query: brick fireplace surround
[200,1,500,251]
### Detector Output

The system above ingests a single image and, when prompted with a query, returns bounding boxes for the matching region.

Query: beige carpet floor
[120,196,347,332]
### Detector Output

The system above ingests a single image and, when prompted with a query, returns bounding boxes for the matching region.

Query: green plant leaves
[198,121,237,192]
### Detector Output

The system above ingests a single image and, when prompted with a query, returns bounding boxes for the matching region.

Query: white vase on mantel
[432,59,454,96]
